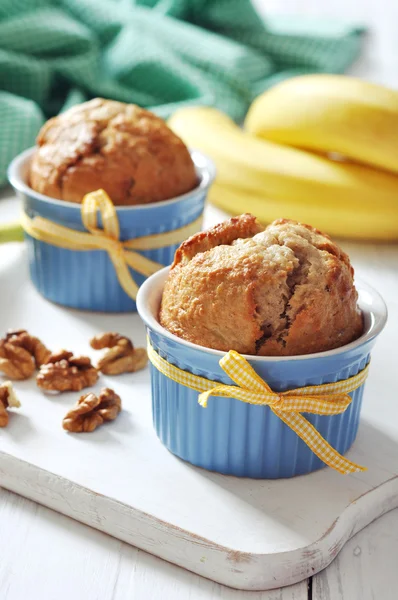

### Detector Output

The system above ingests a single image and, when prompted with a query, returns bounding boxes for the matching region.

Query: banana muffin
[160,215,363,356]
[29,98,197,205]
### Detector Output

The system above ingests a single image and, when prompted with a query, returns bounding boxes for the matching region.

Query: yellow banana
[168,106,398,219]
[245,75,398,175]
[209,182,398,240]
[0,222,24,244]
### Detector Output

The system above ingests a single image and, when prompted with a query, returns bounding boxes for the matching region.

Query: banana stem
[0,221,24,244]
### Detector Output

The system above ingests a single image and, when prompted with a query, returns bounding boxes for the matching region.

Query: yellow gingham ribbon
[147,342,369,475]
[20,189,201,300]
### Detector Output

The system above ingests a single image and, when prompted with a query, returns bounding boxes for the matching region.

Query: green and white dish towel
[0,0,364,186]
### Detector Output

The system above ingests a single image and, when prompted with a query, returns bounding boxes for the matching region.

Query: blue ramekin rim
[137,266,388,364]
[8,146,216,214]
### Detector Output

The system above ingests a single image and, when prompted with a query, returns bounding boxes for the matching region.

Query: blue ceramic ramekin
[137,268,387,479]
[8,148,215,312]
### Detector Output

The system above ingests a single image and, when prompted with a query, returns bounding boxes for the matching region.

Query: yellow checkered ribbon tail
[21,189,202,300]
[147,344,369,475]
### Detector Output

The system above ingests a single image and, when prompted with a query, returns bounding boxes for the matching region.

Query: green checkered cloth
[0,0,364,185]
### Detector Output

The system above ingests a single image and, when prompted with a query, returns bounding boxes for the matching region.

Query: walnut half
[0,381,21,427]
[0,329,51,380]
[62,388,122,433]
[37,350,98,392]
[90,332,148,375]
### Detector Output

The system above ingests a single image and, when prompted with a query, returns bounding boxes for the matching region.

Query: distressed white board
[0,200,397,591]
[0,487,309,600]
[312,507,398,600]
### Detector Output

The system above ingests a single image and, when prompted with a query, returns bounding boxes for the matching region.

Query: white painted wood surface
[313,507,398,600]
[1,0,398,597]
[2,482,397,600]
[0,487,308,600]
[0,194,397,593]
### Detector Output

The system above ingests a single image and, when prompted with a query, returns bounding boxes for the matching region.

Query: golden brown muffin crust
[29,98,197,205]
[172,213,264,267]
[160,216,363,356]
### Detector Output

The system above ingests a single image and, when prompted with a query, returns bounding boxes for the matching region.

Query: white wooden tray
[1,211,397,592]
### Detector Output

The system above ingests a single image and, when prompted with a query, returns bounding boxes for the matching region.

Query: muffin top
[29,98,197,206]
[160,215,363,356]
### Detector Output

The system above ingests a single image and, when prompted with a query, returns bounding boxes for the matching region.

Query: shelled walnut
[0,329,51,380]
[0,382,21,427]
[62,388,122,433]
[90,332,148,375]
[36,350,98,392]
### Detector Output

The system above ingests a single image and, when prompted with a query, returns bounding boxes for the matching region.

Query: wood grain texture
[0,228,397,591]
[0,190,398,591]
[0,487,309,600]
[1,0,398,594]
[313,508,398,600]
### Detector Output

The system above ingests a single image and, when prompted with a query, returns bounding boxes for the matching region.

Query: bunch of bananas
[169,75,398,240]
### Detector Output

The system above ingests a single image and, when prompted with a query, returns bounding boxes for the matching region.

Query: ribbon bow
[147,343,369,475]
[21,189,201,300]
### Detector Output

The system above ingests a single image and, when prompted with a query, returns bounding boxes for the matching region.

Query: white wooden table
[1,1,398,598]
[1,200,398,600]
[1,485,398,600]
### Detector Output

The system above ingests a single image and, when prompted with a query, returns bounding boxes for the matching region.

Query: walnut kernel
[0,382,21,427]
[0,329,51,380]
[37,350,98,392]
[90,332,148,375]
[62,388,122,433]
